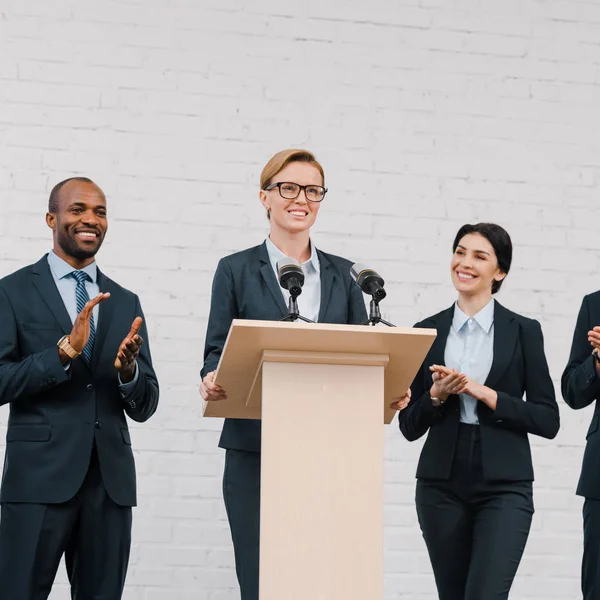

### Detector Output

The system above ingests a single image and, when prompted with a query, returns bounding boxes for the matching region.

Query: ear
[494,269,507,284]
[259,189,270,212]
[46,212,56,230]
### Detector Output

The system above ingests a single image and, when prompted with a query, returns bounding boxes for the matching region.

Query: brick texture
[1,0,599,598]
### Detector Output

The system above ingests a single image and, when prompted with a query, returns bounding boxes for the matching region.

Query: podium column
[258,351,388,600]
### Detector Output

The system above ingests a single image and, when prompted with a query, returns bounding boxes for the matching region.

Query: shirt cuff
[118,362,139,397]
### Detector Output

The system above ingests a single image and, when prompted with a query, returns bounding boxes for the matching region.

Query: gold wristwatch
[57,335,81,359]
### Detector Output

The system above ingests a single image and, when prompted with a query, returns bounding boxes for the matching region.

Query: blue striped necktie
[71,270,95,363]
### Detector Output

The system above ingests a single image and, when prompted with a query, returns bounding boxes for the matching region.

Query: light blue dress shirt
[444,299,495,425]
[265,237,321,323]
[47,251,137,393]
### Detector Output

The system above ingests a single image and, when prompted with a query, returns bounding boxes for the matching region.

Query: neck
[53,244,95,270]
[269,227,311,264]
[457,292,492,317]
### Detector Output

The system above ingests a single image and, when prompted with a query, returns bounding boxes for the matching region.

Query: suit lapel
[91,269,117,370]
[258,242,288,318]
[316,250,334,323]
[428,306,454,367]
[31,256,74,335]
[484,301,518,389]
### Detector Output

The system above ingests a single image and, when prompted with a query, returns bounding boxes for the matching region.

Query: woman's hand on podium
[391,388,411,411]
[200,371,227,401]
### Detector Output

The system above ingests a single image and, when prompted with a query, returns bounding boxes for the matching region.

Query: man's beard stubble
[56,227,104,261]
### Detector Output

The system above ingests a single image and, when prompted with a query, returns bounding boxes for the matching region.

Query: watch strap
[57,335,81,359]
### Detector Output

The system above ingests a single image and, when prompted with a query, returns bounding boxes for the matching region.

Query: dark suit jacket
[0,256,159,506]
[399,301,559,482]
[201,241,368,453]
[562,291,600,499]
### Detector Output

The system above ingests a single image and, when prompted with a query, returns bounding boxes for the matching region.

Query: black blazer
[201,241,368,453]
[0,256,159,506]
[562,292,600,499]
[399,301,559,482]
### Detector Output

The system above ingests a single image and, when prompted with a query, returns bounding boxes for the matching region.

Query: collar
[452,298,495,334]
[47,250,98,283]
[265,237,320,274]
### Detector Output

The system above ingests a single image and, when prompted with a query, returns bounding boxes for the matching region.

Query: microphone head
[277,257,304,296]
[350,263,387,301]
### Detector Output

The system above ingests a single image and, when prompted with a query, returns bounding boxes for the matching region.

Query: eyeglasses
[264,182,328,203]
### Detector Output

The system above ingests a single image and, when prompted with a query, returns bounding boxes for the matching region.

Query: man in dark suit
[562,292,600,600]
[0,177,159,600]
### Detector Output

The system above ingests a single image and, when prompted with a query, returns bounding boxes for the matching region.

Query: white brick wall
[0,0,599,597]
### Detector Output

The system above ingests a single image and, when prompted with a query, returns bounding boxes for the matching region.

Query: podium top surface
[203,319,436,424]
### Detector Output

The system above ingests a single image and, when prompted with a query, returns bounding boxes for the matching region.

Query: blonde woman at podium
[398,223,560,600]
[199,149,369,600]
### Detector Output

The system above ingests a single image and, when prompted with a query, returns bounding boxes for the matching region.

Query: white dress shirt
[265,237,321,323]
[444,299,495,425]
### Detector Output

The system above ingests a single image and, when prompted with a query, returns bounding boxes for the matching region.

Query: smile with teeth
[456,271,476,281]
[76,231,98,239]
[288,210,308,217]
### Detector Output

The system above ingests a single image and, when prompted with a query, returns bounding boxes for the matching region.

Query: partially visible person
[562,291,600,600]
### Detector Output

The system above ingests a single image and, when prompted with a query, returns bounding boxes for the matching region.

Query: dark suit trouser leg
[416,424,533,600]
[65,447,132,600]
[464,480,533,599]
[582,498,600,599]
[0,498,79,600]
[223,449,260,600]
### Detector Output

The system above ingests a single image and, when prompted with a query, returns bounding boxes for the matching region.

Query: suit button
[87,384,94,391]
[95,421,102,429]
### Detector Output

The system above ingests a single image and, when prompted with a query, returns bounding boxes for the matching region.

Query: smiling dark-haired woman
[398,222,560,600]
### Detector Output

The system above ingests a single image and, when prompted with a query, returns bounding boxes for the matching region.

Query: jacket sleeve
[201,258,238,380]
[0,284,71,407]
[121,296,159,423]
[561,295,600,410]
[398,321,447,441]
[494,319,560,439]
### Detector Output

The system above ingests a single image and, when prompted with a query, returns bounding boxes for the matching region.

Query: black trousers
[0,446,132,600]
[416,424,534,600]
[582,497,600,599]
[223,449,260,600]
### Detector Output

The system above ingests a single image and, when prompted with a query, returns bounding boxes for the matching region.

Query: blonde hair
[260,149,325,189]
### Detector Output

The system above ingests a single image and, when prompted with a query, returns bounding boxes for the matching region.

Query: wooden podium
[203,319,436,600]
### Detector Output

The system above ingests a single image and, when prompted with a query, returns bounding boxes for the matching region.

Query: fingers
[430,364,453,376]
[76,293,110,322]
[200,371,226,401]
[390,388,412,411]
[589,330,600,349]
[204,371,222,392]
[128,317,143,338]
[87,292,110,313]
[439,373,468,395]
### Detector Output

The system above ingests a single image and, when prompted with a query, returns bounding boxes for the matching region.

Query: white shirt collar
[265,237,320,274]
[47,250,98,283]
[452,298,495,334]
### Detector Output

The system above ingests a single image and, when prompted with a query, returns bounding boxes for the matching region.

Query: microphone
[350,263,387,301]
[277,257,305,298]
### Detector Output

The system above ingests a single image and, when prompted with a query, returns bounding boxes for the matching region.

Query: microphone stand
[280,293,314,323]
[362,297,395,327]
